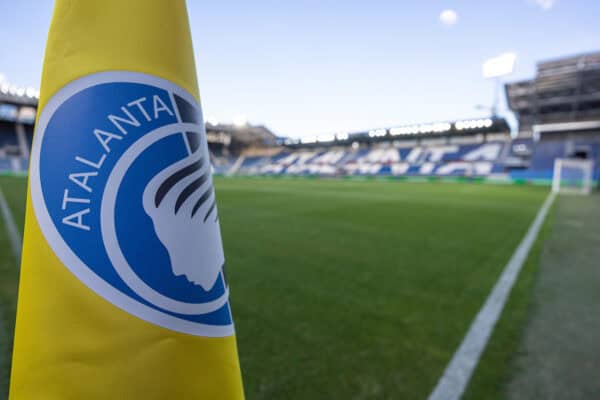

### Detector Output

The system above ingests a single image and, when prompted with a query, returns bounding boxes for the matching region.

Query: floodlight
[301,136,317,144]
[26,87,37,98]
[233,115,247,127]
[368,129,387,138]
[482,52,516,79]
[206,116,219,126]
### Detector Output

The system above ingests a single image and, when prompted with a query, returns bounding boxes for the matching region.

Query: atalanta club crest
[30,72,233,336]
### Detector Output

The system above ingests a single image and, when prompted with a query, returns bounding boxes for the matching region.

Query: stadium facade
[505,51,600,182]
[0,84,35,173]
[1,51,599,184]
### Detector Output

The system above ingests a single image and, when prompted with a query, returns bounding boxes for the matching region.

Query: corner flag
[9,1,244,398]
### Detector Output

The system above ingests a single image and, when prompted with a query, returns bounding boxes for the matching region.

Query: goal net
[552,158,595,195]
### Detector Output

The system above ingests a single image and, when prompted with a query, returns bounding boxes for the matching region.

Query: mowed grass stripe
[0,188,22,265]
[0,215,19,399]
[429,192,554,400]
[0,176,26,232]
[0,176,25,399]
[216,178,547,399]
[462,196,555,400]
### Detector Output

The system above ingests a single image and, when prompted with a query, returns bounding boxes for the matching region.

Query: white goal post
[552,158,595,195]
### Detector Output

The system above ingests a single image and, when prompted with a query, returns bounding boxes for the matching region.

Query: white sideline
[227,155,246,176]
[0,187,22,266]
[428,192,556,400]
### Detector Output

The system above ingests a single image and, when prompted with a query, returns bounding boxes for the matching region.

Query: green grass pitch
[0,175,26,398]
[0,176,548,399]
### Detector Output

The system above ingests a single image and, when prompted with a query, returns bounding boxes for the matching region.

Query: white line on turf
[0,187,22,266]
[428,192,556,400]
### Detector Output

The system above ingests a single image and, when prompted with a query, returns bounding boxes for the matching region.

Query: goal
[552,158,595,195]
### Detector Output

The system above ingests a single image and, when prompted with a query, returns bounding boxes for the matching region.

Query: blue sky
[1,0,599,137]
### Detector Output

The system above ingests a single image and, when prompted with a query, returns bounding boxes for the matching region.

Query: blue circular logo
[30,72,233,336]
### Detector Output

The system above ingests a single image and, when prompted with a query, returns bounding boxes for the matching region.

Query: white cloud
[535,0,556,10]
[0,73,6,84]
[439,9,458,26]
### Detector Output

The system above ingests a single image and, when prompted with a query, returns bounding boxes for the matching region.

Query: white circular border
[30,71,234,337]
[101,122,229,315]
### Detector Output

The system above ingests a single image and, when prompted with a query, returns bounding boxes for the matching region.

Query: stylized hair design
[143,139,224,291]
[154,154,217,221]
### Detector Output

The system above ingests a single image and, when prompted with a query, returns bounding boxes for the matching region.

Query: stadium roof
[284,117,508,148]
[0,82,39,106]
[506,50,600,133]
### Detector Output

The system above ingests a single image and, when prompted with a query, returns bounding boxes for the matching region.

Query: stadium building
[506,51,600,183]
[234,117,512,178]
[1,51,599,186]
[0,83,36,173]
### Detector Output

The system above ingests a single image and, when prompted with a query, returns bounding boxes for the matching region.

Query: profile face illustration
[143,146,224,291]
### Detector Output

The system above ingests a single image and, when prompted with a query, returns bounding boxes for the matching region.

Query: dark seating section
[0,120,27,173]
[0,121,19,148]
[232,138,600,182]
[237,142,508,177]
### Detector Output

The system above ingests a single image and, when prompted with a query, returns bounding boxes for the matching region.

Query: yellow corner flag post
[10,1,244,399]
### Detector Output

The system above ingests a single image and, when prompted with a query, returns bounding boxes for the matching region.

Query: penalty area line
[0,187,22,267]
[428,191,556,400]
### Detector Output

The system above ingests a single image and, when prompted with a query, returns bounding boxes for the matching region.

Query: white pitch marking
[0,186,22,266]
[428,191,556,400]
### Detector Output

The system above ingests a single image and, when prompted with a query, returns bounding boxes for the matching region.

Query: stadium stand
[237,139,508,177]
[506,51,600,182]
[0,121,19,149]
[0,86,32,173]
[1,51,599,184]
